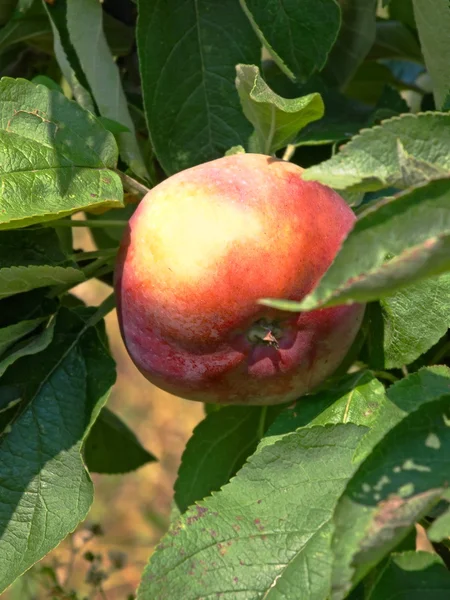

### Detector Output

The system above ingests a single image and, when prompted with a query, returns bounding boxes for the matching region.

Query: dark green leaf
[0,77,123,229]
[0,317,47,357]
[0,288,57,328]
[0,317,55,377]
[427,490,450,542]
[389,0,416,29]
[174,404,281,514]
[0,0,17,26]
[239,0,341,82]
[332,394,450,597]
[369,85,410,124]
[365,551,450,599]
[235,64,324,153]
[103,10,135,57]
[138,424,367,600]
[369,19,423,62]
[137,0,260,175]
[84,407,155,474]
[0,307,116,593]
[344,61,412,106]
[261,179,450,312]
[0,228,83,299]
[0,7,51,52]
[323,0,378,88]
[412,0,450,108]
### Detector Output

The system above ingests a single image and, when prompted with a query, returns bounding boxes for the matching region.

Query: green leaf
[260,60,371,147]
[264,371,388,444]
[412,0,450,109]
[65,0,149,181]
[136,0,260,175]
[381,273,450,368]
[84,407,156,474]
[238,0,341,82]
[0,307,116,594]
[0,5,51,52]
[389,0,416,30]
[224,145,246,156]
[303,113,450,192]
[0,228,84,299]
[0,0,17,25]
[31,75,63,93]
[138,424,367,600]
[235,64,324,153]
[369,85,410,125]
[364,551,450,599]
[0,288,57,328]
[174,405,281,514]
[0,77,123,229]
[97,116,130,135]
[427,491,450,542]
[0,317,47,357]
[323,0,378,88]
[331,395,450,598]
[88,203,136,250]
[261,178,450,312]
[102,11,135,57]
[369,19,423,62]
[0,317,55,377]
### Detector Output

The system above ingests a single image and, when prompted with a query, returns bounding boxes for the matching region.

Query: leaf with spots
[138,424,367,600]
[0,77,123,229]
[136,0,261,175]
[331,386,450,597]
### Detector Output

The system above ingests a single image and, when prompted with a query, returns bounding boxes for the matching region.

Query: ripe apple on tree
[115,153,365,405]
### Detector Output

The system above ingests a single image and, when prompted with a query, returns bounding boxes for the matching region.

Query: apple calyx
[247,319,283,349]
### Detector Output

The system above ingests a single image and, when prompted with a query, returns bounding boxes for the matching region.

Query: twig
[50,219,128,228]
[115,169,151,198]
[282,144,296,161]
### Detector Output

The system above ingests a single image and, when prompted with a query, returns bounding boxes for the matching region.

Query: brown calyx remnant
[247,319,283,349]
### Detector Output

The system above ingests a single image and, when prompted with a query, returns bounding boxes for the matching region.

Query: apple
[115,154,365,405]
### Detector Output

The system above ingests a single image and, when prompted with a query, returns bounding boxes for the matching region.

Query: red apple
[115,154,364,405]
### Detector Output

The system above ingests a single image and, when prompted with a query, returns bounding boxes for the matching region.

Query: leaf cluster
[0,0,449,598]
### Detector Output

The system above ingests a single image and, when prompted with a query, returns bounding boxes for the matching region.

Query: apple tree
[0,0,449,598]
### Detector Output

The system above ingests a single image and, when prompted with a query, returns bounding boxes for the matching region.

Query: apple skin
[115,153,365,405]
